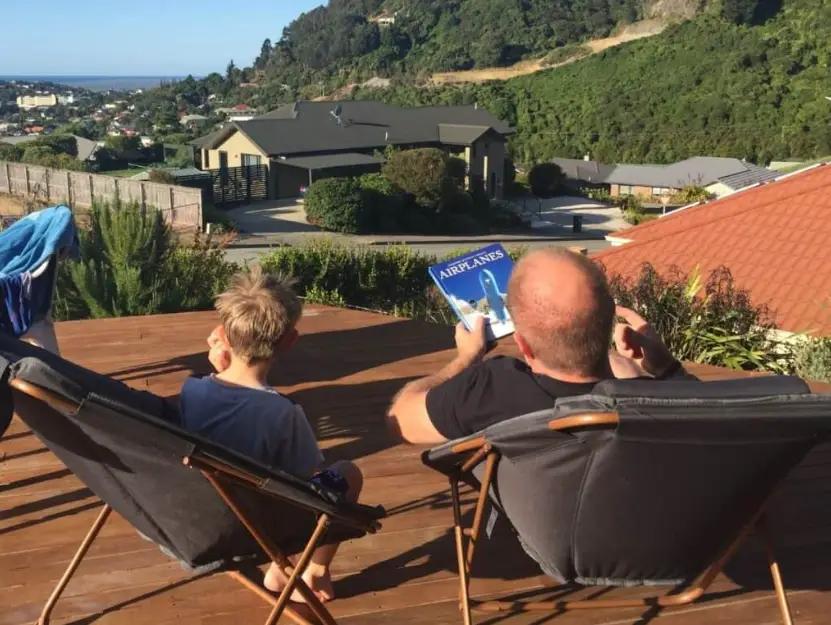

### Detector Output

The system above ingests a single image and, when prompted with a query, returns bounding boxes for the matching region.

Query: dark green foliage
[671,185,715,204]
[53,200,237,320]
[607,263,786,372]
[304,177,371,233]
[29,134,78,158]
[382,148,456,207]
[528,162,565,196]
[720,0,781,25]
[259,239,452,321]
[353,0,831,164]
[0,144,22,161]
[104,135,141,156]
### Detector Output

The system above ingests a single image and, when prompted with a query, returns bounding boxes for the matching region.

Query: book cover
[429,243,515,340]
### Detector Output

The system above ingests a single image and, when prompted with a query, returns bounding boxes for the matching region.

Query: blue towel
[0,206,79,336]
[0,205,79,277]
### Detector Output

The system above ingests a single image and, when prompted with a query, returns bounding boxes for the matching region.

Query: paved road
[219,195,621,265]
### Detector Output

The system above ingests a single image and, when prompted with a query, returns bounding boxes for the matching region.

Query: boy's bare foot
[263,562,335,603]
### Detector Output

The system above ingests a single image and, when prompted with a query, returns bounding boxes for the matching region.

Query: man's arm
[388,318,488,445]
[611,306,696,380]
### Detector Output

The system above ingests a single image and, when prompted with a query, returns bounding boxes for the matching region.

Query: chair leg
[758,516,794,625]
[38,504,112,625]
[450,478,473,625]
[226,570,316,625]
[264,514,332,625]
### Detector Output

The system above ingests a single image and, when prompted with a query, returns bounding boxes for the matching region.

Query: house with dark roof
[192,101,514,199]
[553,155,780,200]
[0,134,100,164]
[594,164,831,335]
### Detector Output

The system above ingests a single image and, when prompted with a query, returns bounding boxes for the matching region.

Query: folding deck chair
[0,334,385,625]
[423,377,831,625]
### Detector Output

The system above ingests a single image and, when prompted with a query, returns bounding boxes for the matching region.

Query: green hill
[352,0,831,164]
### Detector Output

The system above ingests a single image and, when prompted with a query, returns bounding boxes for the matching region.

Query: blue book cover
[429,244,515,340]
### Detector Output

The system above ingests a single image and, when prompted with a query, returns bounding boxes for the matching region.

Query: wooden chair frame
[445,411,795,625]
[10,378,380,625]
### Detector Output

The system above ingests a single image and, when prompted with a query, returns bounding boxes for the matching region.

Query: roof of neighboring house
[180,114,208,124]
[277,152,384,170]
[0,134,99,161]
[195,100,513,157]
[190,128,225,148]
[553,156,779,190]
[593,164,831,335]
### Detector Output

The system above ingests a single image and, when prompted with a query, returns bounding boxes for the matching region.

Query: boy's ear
[276,328,299,352]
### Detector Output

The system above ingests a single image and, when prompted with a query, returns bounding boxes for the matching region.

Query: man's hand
[207,325,231,373]
[612,306,678,378]
[454,316,488,365]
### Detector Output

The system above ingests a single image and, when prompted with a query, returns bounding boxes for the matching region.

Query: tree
[382,148,458,207]
[0,143,22,161]
[31,134,77,157]
[304,177,371,233]
[105,135,141,156]
[255,38,273,70]
[528,162,565,197]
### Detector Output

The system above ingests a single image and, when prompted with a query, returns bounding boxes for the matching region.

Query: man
[388,248,688,444]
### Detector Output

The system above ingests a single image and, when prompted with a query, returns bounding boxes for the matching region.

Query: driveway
[517,195,628,234]
[223,199,319,236]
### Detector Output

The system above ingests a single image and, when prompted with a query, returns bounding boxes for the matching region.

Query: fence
[211,164,268,206]
[0,161,202,230]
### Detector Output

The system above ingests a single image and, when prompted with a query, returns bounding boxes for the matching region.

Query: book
[429,243,515,341]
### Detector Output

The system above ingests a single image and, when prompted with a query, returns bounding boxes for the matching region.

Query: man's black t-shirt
[425,356,599,440]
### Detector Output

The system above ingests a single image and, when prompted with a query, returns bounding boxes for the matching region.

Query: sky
[0,0,323,76]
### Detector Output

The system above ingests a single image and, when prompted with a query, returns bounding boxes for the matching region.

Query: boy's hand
[207,325,231,373]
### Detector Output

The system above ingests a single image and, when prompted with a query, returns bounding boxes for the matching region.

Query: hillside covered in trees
[351,0,831,164]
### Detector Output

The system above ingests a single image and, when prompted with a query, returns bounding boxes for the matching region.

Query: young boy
[180,267,362,603]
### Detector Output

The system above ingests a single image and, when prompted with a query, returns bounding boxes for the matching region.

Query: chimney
[385,130,389,142]
[474,102,478,110]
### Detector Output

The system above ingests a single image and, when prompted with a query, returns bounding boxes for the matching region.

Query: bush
[794,337,831,383]
[382,148,457,207]
[0,143,22,161]
[528,162,565,197]
[259,239,451,320]
[304,177,370,233]
[149,169,177,184]
[53,200,237,320]
[670,185,715,205]
[607,264,787,372]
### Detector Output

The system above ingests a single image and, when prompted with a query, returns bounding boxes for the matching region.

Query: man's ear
[276,328,299,352]
[513,331,534,361]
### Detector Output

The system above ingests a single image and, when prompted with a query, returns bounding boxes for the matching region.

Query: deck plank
[1,307,830,625]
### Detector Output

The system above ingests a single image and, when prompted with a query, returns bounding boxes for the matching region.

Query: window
[242,153,262,166]
[651,187,670,196]
[618,184,633,195]
[219,151,228,169]
[202,149,210,169]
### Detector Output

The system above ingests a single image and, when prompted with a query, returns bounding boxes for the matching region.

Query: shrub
[358,173,404,232]
[53,200,237,320]
[528,162,565,197]
[0,143,23,161]
[382,148,457,207]
[794,337,831,383]
[607,264,787,372]
[503,157,517,190]
[149,169,177,184]
[304,177,370,233]
[670,185,715,205]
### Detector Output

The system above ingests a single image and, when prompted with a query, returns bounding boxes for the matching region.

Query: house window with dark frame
[242,153,262,166]
[619,184,633,195]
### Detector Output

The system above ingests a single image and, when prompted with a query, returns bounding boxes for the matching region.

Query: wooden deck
[2,306,831,625]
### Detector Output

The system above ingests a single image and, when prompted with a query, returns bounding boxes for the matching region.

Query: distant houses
[16,94,58,109]
[553,156,780,200]
[192,100,514,200]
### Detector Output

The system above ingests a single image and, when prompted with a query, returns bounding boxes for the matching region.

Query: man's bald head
[507,249,614,377]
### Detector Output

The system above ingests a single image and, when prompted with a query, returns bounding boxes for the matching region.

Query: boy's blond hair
[215,267,302,363]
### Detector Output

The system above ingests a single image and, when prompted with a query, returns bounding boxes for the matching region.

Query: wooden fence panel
[69,172,93,207]
[0,161,202,230]
[9,163,29,195]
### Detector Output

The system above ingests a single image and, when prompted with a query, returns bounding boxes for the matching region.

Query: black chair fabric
[424,377,831,586]
[0,335,382,569]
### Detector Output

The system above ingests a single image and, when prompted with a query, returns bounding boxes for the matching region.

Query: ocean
[0,75,191,91]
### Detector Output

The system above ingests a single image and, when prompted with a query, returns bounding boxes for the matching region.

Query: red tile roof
[594,164,831,335]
